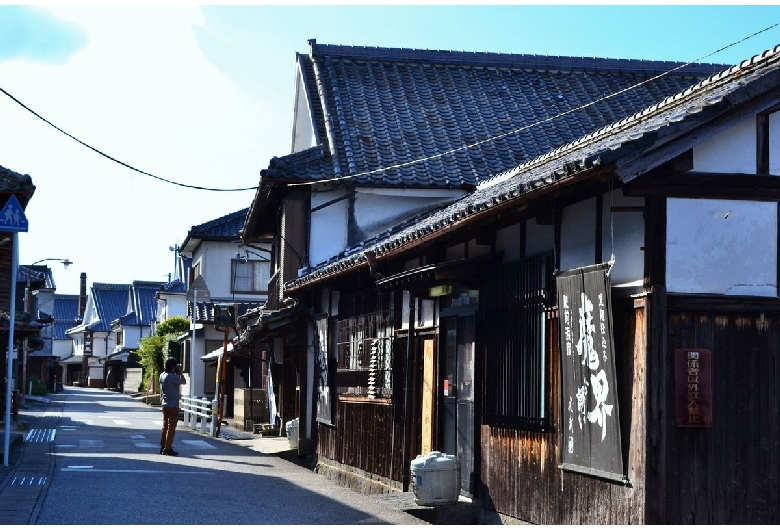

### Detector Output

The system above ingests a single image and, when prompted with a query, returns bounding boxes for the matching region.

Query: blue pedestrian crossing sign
[0,195,28,232]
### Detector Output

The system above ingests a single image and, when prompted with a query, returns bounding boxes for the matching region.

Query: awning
[59,355,87,365]
[375,253,502,292]
[235,303,309,349]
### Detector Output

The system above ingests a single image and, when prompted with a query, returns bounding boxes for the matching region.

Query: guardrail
[181,396,218,437]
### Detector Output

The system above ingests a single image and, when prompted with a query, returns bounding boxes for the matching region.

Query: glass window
[232,259,271,294]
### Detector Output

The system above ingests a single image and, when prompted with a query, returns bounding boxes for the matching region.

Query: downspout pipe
[401,291,415,492]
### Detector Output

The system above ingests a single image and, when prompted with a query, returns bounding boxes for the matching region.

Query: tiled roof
[90,282,132,332]
[181,208,249,252]
[159,278,187,293]
[191,301,264,325]
[262,40,727,189]
[116,280,160,326]
[285,44,780,291]
[17,265,54,290]
[188,208,248,239]
[53,294,80,340]
[0,164,35,192]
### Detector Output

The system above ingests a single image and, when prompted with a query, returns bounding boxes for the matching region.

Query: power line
[2,22,777,192]
[0,85,258,192]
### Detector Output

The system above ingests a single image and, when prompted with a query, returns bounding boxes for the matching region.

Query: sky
[2,4,780,295]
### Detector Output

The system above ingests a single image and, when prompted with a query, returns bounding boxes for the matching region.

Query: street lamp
[19,258,71,405]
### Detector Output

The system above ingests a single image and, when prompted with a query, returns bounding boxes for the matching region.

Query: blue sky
[1,4,780,294]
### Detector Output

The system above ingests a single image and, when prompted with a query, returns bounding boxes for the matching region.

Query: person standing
[159,357,186,456]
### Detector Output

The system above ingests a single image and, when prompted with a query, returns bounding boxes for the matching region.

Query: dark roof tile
[263,42,726,191]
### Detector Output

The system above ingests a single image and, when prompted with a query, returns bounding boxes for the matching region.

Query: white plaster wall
[666,198,777,296]
[693,116,755,174]
[768,111,780,174]
[197,242,234,299]
[52,338,72,360]
[291,72,316,153]
[353,188,464,241]
[602,190,644,288]
[310,190,349,267]
[194,241,268,302]
[560,197,597,272]
[526,218,554,258]
[121,326,148,350]
[156,293,187,324]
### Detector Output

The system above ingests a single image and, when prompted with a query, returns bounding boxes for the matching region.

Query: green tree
[156,316,190,337]
[136,316,191,392]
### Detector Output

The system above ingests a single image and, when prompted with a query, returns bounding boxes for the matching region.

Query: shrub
[26,376,48,396]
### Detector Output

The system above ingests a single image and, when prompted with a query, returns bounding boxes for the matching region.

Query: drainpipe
[401,291,416,492]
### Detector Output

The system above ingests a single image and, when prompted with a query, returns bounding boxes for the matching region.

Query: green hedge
[26,376,48,396]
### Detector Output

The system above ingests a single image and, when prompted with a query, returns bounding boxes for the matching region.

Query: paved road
[1,387,428,525]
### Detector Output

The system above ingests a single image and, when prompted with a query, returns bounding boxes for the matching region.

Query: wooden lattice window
[337,311,394,398]
[481,254,553,430]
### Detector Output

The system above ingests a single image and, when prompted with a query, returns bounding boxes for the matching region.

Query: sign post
[2,194,29,467]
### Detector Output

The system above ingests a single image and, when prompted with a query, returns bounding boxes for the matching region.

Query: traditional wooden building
[239,40,780,523]
[0,164,36,415]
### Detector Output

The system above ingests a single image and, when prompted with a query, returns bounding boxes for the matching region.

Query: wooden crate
[233,388,269,431]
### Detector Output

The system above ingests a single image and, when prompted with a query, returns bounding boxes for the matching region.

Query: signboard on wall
[83,332,93,357]
[557,263,625,482]
[674,348,713,427]
[315,315,334,425]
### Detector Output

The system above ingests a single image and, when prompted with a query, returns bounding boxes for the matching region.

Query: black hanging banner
[556,263,625,482]
[315,315,334,425]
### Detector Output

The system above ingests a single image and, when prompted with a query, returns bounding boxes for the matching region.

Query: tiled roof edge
[308,40,729,76]
[190,207,249,235]
[481,43,780,189]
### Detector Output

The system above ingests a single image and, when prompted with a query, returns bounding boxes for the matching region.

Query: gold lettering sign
[674,348,712,427]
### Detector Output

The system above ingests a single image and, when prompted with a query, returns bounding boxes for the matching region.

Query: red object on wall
[674,348,712,427]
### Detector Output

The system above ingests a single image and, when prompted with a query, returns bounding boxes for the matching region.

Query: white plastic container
[409,451,460,506]
[285,418,299,449]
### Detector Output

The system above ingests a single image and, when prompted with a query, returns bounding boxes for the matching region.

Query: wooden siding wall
[317,399,404,484]
[0,231,13,310]
[654,299,780,524]
[480,299,648,524]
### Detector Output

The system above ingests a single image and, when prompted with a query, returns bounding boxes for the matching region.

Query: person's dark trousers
[160,406,180,454]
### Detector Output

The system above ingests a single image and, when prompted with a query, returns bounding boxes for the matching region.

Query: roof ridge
[308,40,730,76]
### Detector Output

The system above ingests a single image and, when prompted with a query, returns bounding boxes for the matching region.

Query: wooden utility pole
[215,326,229,437]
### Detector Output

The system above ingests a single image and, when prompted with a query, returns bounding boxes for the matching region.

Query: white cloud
[0,6,284,294]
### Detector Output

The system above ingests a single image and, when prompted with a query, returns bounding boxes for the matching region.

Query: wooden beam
[625,172,780,200]
[757,112,769,176]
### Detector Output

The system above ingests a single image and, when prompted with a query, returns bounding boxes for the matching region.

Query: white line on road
[62,468,213,474]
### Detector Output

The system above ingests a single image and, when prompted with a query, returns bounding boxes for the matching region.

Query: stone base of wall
[313,455,403,495]
[478,508,531,525]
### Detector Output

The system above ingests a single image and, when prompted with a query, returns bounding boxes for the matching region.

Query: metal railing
[180,396,218,437]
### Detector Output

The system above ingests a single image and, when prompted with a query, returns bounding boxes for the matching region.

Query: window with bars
[481,253,553,430]
[336,310,394,398]
[232,259,271,294]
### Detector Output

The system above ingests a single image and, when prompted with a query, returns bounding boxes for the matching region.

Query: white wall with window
[232,257,271,295]
[666,198,777,296]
